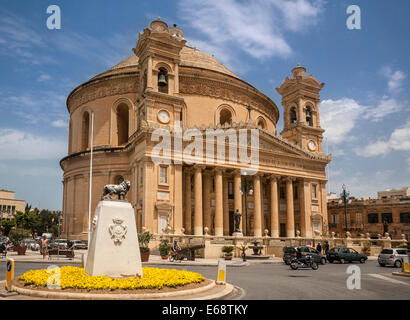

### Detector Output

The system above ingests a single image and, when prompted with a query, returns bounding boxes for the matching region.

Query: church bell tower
[276,64,325,153]
[133,18,186,129]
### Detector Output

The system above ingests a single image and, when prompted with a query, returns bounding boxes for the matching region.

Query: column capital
[193,164,205,172]
[269,174,281,181]
[284,176,296,183]
[214,167,226,174]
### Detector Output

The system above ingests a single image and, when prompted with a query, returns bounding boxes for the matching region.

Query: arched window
[81,112,89,150]
[306,106,313,126]
[158,67,168,94]
[290,107,297,124]
[219,108,232,125]
[257,117,266,129]
[69,119,73,154]
[117,104,129,146]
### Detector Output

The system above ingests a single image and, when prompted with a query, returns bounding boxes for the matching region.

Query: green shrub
[159,239,170,256]
[222,245,234,256]
[8,228,30,247]
[361,240,371,254]
[138,231,154,252]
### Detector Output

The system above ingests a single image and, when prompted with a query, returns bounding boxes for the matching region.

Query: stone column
[184,169,192,234]
[223,176,229,236]
[286,177,295,237]
[270,175,280,237]
[174,164,183,234]
[194,166,203,235]
[253,174,262,237]
[300,179,312,237]
[203,172,212,231]
[214,168,223,236]
[234,171,243,233]
[147,55,153,89]
[298,97,304,125]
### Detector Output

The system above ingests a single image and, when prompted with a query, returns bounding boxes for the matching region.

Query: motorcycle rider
[295,247,309,266]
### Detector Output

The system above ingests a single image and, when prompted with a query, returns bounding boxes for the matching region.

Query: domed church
[60,18,331,241]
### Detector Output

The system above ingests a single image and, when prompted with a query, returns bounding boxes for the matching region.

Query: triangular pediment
[258,130,330,161]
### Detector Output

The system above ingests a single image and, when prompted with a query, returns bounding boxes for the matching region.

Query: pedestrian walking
[316,242,322,253]
[324,241,330,255]
[40,235,49,259]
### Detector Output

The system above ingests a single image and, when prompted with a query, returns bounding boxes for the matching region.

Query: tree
[1,218,16,236]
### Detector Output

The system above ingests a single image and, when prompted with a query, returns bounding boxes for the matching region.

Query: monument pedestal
[85,200,143,278]
[232,232,243,237]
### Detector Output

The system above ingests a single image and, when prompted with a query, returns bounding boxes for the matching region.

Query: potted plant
[138,231,153,262]
[239,245,248,261]
[222,245,234,260]
[361,240,371,256]
[8,228,30,255]
[159,239,170,260]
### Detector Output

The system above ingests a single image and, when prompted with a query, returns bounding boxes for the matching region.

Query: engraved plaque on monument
[85,181,143,278]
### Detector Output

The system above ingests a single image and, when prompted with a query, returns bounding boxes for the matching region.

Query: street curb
[187,283,235,300]
[392,272,410,278]
[1,259,285,267]
[12,279,234,300]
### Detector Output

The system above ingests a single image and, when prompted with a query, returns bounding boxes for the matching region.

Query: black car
[326,247,367,264]
[283,246,327,265]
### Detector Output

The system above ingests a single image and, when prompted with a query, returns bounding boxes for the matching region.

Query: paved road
[1,260,409,300]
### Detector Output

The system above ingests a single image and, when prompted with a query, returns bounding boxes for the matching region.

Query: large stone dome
[90,45,240,82]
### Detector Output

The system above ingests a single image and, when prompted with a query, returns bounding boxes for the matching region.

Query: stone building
[327,192,410,240]
[378,187,410,200]
[60,19,331,240]
[0,190,25,221]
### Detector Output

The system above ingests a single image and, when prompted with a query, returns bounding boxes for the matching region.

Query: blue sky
[0,0,409,210]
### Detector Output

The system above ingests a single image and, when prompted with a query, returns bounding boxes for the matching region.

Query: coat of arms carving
[109,217,127,245]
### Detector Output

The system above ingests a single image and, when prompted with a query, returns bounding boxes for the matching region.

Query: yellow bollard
[403,256,410,273]
[216,259,226,284]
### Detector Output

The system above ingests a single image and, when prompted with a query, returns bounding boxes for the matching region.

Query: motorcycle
[290,254,319,270]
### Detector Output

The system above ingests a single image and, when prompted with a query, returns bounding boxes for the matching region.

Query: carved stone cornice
[67,75,139,113]
[179,74,279,124]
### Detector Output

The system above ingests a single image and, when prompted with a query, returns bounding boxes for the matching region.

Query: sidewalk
[0,250,379,266]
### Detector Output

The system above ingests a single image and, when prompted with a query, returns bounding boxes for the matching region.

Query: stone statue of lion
[101,180,131,200]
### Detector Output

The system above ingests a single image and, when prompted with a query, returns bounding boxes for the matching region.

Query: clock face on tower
[157,110,170,124]
[308,140,316,151]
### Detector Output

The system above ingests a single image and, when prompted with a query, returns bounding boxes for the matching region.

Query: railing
[149,232,407,251]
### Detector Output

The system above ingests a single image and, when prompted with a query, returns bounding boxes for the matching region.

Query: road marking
[367,274,410,286]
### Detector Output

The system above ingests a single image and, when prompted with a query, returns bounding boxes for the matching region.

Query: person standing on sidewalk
[316,242,322,254]
[40,235,49,259]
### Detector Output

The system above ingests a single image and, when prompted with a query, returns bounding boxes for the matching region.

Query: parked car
[283,246,327,265]
[22,238,40,251]
[52,239,69,249]
[378,248,408,268]
[70,240,88,250]
[327,247,367,264]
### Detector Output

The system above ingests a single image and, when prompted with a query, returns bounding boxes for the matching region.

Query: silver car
[378,248,408,268]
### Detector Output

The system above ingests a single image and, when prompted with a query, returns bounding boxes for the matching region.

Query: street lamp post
[340,184,350,233]
[88,110,95,245]
[240,173,253,236]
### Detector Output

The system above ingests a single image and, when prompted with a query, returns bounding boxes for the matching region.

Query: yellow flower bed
[19,266,205,290]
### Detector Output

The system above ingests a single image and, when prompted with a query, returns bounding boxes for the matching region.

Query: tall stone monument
[85,181,143,278]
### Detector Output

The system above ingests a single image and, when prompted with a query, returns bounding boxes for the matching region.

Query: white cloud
[320,98,367,144]
[0,90,67,125]
[51,119,68,128]
[0,128,67,160]
[37,73,52,82]
[358,119,410,157]
[364,97,406,122]
[178,0,323,70]
[381,66,406,93]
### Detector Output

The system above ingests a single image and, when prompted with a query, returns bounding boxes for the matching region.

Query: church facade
[60,19,331,240]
